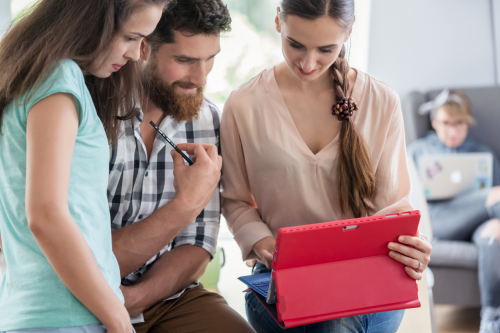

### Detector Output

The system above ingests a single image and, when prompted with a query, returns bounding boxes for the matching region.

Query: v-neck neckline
[267,65,365,161]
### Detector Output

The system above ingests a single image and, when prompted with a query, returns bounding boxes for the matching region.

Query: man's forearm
[112,197,199,278]
[122,245,210,316]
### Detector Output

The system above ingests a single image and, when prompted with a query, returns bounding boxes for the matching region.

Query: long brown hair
[280,0,376,217]
[0,0,169,144]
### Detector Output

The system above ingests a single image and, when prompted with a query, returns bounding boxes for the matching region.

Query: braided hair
[280,0,376,217]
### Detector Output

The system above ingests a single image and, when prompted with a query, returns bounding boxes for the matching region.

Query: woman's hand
[388,232,432,280]
[251,236,276,269]
[106,317,134,333]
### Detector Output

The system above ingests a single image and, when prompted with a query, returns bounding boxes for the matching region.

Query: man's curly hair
[147,0,231,52]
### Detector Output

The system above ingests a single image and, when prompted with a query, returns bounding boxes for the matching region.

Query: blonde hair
[435,90,475,125]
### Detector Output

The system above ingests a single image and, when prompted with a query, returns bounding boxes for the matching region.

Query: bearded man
[106,1,255,332]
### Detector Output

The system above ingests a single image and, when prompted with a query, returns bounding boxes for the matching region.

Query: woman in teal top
[0,0,167,332]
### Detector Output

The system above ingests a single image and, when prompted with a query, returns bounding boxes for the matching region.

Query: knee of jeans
[479,219,500,242]
[244,292,258,311]
[487,187,500,206]
[246,292,270,316]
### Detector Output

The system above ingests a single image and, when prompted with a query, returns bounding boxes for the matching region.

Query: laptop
[238,211,421,329]
[418,153,493,200]
[238,272,277,304]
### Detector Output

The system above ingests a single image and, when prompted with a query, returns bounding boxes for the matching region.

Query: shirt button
[145,171,149,177]
[138,215,144,220]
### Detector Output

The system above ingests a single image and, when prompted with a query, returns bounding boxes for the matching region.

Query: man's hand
[120,284,143,317]
[112,143,221,278]
[252,236,276,269]
[172,143,222,215]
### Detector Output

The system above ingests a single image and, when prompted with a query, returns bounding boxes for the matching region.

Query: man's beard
[141,60,205,123]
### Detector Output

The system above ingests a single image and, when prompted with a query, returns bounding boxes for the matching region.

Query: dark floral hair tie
[332,97,358,121]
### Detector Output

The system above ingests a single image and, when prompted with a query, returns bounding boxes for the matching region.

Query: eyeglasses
[433,119,470,130]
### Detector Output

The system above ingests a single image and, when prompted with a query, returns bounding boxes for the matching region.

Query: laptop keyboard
[252,281,269,294]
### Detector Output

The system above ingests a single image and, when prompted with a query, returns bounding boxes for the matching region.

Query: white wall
[0,0,11,37]
[492,0,500,83]
[348,0,372,72]
[367,0,497,98]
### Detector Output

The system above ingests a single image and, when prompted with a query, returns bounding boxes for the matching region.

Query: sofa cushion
[429,239,478,269]
[431,266,481,306]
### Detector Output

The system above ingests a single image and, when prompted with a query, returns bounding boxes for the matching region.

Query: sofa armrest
[429,239,478,269]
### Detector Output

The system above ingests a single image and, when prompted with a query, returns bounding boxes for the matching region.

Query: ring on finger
[419,234,428,242]
[415,260,422,272]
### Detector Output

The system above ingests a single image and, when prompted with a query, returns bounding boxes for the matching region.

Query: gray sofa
[402,86,500,307]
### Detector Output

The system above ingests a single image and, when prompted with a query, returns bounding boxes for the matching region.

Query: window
[11,0,38,21]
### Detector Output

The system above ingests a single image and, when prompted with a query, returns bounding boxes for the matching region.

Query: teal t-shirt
[0,59,123,330]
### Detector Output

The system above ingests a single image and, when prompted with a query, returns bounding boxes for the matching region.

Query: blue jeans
[1,324,106,333]
[429,188,500,308]
[246,263,405,333]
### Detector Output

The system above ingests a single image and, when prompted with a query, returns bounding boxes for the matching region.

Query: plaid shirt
[108,98,221,299]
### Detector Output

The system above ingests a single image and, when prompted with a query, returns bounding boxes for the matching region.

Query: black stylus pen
[150,121,194,165]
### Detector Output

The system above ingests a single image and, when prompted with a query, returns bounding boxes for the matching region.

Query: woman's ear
[275,7,282,33]
[344,27,353,43]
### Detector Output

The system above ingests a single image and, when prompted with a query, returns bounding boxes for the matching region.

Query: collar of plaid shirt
[107,98,221,300]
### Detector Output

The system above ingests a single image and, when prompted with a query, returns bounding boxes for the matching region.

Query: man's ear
[141,38,152,62]
[275,7,282,33]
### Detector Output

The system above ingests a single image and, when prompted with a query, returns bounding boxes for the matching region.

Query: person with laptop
[408,89,500,333]
[220,0,433,332]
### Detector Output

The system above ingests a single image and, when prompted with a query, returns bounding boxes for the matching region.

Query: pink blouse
[221,67,413,260]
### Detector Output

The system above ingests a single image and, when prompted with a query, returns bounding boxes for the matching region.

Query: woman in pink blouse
[221,0,433,332]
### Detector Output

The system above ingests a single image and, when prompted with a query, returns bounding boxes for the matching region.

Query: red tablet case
[247,210,421,329]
